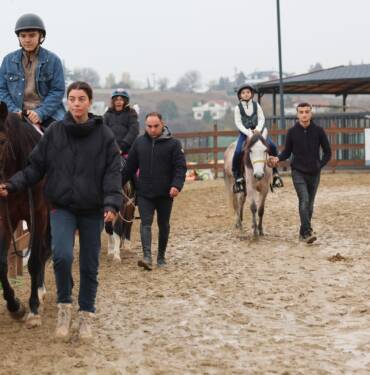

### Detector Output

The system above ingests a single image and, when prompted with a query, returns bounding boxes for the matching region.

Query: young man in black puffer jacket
[122,112,187,270]
[270,102,331,244]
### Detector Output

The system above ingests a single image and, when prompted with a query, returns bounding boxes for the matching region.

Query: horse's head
[244,130,270,180]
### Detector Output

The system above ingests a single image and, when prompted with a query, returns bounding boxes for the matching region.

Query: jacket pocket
[5,73,20,82]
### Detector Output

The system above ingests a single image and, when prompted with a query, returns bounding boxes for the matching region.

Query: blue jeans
[50,208,103,313]
[291,170,320,236]
[232,133,278,178]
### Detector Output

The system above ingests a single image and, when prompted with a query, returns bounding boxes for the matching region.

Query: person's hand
[104,210,117,223]
[0,184,9,197]
[26,110,41,125]
[169,187,179,198]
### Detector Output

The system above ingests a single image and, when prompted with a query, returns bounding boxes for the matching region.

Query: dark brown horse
[0,102,51,327]
[107,180,136,262]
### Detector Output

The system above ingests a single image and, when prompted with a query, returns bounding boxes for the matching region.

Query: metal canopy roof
[255,64,370,95]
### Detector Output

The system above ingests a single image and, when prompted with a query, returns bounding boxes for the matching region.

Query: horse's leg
[250,199,258,237]
[37,219,51,304]
[111,215,123,262]
[257,192,267,236]
[0,220,26,319]
[107,234,115,255]
[25,213,48,327]
[122,204,135,250]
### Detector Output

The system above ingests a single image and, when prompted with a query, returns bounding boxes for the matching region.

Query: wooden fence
[174,122,368,178]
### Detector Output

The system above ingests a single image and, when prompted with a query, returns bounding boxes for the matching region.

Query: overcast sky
[1,0,370,87]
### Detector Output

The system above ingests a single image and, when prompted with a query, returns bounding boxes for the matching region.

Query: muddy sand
[1,172,370,375]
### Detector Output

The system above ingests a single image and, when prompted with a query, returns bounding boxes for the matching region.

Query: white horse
[224,129,272,237]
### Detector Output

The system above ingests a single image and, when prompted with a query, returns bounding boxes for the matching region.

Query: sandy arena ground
[1,172,370,375]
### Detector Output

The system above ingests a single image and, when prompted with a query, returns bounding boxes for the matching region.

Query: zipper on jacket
[150,138,155,176]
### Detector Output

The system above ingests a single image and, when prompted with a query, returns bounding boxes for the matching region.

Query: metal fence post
[213,122,218,178]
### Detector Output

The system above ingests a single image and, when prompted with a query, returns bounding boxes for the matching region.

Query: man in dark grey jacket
[123,112,187,270]
[270,102,331,244]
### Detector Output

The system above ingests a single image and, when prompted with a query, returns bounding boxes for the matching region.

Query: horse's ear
[0,102,8,122]
[262,127,268,139]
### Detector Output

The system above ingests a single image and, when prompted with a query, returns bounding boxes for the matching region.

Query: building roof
[255,64,370,95]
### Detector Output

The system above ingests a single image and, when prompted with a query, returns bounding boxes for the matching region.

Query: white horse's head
[245,131,269,180]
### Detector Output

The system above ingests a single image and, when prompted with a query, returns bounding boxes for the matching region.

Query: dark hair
[145,112,162,121]
[67,81,93,101]
[296,102,312,110]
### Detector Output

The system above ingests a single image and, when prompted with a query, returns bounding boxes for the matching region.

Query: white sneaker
[55,303,72,339]
[78,311,94,340]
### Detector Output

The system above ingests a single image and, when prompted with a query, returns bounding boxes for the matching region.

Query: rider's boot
[272,167,284,188]
[233,172,245,194]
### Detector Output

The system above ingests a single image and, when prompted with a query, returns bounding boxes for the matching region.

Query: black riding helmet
[236,83,257,100]
[15,14,46,37]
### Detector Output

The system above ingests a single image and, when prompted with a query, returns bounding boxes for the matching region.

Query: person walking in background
[122,112,186,270]
[269,102,331,244]
[0,13,65,129]
[0,81,122,340]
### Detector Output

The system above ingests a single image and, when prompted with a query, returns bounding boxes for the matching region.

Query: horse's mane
[5,113,42,169]
[243,132,270,169]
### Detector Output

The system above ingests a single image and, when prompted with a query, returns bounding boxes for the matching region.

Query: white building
[192,100,231,121]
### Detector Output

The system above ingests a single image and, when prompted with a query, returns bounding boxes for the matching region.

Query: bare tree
[70,67,101,87]
[174,70,202,92]
[105,73,116,88]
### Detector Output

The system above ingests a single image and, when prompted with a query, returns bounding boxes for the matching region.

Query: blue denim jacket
[0,47,66,121]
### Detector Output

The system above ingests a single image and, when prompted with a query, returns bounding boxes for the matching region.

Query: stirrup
[233,178,245,194]
[272,175,284,188]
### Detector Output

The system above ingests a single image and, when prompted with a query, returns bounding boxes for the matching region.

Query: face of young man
[18,31,41,53]
[240,89,253,101]
[145,115,164,138]
[297,106,312,127]
[67,89,91,123]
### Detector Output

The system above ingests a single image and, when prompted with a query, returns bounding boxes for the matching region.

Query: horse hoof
[9,302,26,320]
[25,313,42,328]
[113,254,121,263]
[38,286,47,304]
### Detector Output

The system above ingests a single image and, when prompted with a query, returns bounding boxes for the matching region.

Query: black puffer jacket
[103,106,139,153]
[8,112,122,214]
[123,128,187,198]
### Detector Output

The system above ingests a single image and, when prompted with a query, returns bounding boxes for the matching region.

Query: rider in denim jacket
[0,14,65,128]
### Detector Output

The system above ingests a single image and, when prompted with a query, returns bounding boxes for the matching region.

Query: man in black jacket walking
[123,112,187,270]
[270,102,331,244]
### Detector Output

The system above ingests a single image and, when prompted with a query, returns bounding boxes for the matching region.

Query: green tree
[157,100,179,120]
